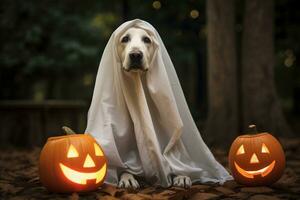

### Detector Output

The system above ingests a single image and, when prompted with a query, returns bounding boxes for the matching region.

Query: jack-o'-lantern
[228,125,285,186]
[39,127,107,193]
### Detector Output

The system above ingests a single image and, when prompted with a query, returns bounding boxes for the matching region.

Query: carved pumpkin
[228,125,285,186]
[39,133,107,193]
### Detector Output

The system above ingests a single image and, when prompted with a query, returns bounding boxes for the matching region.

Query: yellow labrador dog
[116,27,192,189]
[118,27,153,72]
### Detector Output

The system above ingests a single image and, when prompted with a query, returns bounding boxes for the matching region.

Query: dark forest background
[0,0,299,147]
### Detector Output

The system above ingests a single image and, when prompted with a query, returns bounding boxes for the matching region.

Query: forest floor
[0,138,300,200]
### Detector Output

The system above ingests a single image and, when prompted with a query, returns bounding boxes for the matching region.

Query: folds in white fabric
[85,19,233,187]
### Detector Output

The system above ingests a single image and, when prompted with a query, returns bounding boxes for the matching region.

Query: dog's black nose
[129,51,143,62]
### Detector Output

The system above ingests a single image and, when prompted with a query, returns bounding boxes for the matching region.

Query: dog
[117,27,153,72]
[116,27,192,189]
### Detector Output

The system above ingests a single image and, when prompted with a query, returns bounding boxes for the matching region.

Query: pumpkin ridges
[39,143,49,189]
[53,137,66,191]
[262,134,271,168]
[40,140,59,191]
[61,137,74,191]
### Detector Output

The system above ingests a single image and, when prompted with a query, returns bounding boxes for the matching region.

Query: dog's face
[117,27,154,72]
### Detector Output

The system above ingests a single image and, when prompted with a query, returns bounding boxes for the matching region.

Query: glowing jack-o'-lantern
[39,131,107,193]
[228,125,285,186]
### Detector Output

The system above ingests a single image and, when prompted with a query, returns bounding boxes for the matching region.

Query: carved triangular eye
[94,143,103,156]
[236,145,245,155]
[261,143,270,153]
[67,144,79,158]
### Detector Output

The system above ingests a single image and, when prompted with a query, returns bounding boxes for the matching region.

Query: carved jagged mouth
[59,163,106,185]
[234,160,276,179]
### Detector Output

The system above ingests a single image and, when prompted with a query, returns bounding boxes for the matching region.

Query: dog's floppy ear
[148,30,159,48]
[114,28,129,63]
[114,34,122,63]
[147,32,159,67]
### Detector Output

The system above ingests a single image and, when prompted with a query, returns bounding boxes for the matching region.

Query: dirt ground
[0,138,300,200]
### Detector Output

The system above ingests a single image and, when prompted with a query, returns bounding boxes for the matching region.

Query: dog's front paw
[173,175,192,188]
[118,172,140,189]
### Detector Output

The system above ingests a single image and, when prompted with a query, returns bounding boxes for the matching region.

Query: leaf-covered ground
[1,138,300,200]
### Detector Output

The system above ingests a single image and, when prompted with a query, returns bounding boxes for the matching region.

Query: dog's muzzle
[128,50,144,70]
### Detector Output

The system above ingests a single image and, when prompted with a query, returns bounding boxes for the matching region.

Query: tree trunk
[242,0,292,135]
[205,0,238,145]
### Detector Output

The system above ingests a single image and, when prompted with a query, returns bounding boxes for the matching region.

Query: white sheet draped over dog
[85,19,232,187]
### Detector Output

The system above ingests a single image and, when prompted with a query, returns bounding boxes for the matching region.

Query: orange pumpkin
[39,134,107,193]
[228,125,285,186]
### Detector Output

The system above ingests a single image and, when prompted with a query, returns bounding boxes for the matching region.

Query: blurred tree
[205,0,238,145]
[241,0,291,135]
[0,1,120,100]
[274,0,300,121]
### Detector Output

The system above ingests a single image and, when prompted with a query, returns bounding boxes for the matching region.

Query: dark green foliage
[0,0,119,100]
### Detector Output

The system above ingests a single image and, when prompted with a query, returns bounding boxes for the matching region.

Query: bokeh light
[190,9,199,19]
[152,1,161,10]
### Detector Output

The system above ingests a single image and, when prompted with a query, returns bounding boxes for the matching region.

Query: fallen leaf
[69,192,79,200]
[249,194,280,200]
[139,187,156,194]
[137,193,153,199]
[0,182,23,194]
[190,184,211,191]
[189,192,219,200]
[101,184,122,196]
[240,186,274,193]
[98,195,120,200]
[157,190,177,196]
[121,193,149,200]
[214,186,235,195]
[27,176,40,183]
[223,180,241,189]
[229,192,250,199]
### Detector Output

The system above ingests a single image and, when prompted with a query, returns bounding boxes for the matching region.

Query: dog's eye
[121,36,129,43]
[142,36,151,44]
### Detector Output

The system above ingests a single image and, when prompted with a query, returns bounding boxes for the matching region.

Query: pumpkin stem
[248,124,258,134]
[62,126,76,135]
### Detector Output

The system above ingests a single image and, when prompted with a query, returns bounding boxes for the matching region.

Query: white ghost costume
[85,19,233,187]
